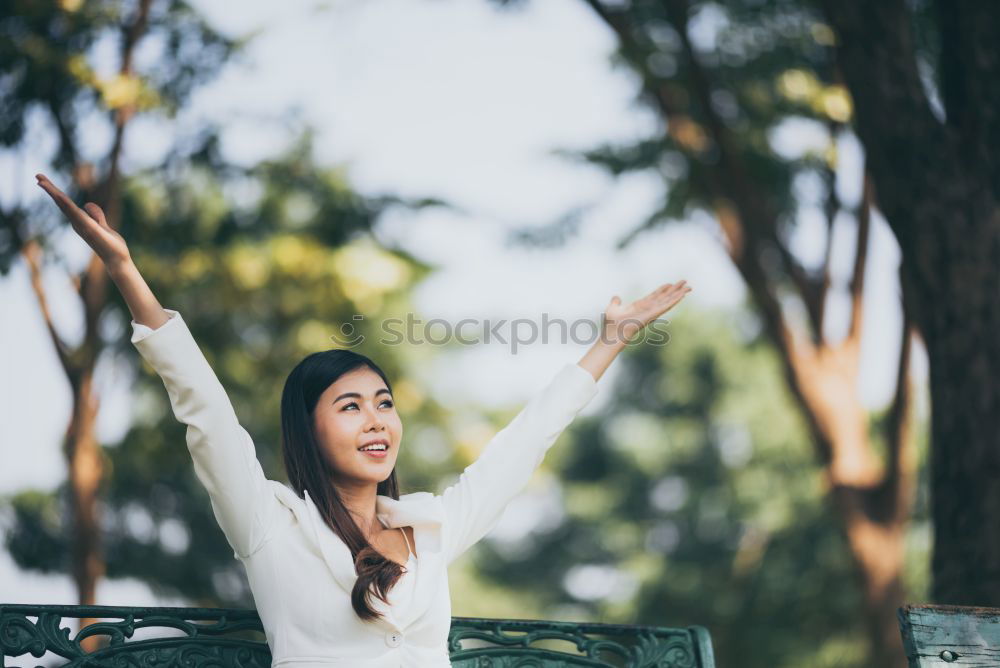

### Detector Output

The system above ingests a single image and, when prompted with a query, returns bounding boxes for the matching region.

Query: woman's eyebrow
[333,388,392,404]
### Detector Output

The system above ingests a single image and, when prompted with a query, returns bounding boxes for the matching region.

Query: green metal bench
[898,603,1000,666]
[0,604,715,667]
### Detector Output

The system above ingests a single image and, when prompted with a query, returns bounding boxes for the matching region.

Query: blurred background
[6,0,997,666]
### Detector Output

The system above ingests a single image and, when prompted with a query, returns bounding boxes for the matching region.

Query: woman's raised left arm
[438,280,692,564]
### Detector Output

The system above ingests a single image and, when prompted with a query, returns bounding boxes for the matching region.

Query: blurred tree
[819,0,1000,614]
[3,129,455,608]
[7,133,456,610]
[472,308,930,668]
[0,0,236,642]
[0,0,448,634]
[488,0,934,664]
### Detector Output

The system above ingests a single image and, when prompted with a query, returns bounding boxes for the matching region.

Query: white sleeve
[438,362,599,564]
[131,309,277,559]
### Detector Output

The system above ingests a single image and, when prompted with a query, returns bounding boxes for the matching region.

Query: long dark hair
[280,349,404,622]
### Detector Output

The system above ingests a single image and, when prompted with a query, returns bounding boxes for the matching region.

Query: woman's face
[312,366,402,486]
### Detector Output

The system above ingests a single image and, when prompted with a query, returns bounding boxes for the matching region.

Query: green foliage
[0,0,458,607]
[2,5,938,667]
[460,308,929,668]
[500,0,870,283]
[5,491,68,573]
[472,1,943,663]
[0,0,237,274]
[5,132,454,606]
[0,0,236,163]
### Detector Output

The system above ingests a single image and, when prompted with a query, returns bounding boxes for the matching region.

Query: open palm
[36,173,130,268]
[604,280,691,343]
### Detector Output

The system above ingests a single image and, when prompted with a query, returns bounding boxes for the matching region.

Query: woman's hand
[36,173,131,270]
[35,173,170,330]
[603,280,692,346]
[577,280,692,383]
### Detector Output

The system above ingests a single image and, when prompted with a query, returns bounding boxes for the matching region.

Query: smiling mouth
[358,441,390,458]
[359,448,389,459]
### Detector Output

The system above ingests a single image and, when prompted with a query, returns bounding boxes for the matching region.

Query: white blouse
[387,527,417,610]
[130,308,599,668]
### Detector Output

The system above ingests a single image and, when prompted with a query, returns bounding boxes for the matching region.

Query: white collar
[286,486,445,631]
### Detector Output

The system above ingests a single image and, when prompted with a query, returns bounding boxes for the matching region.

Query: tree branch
[659,0,827,342]
[80,0,154,354]
[0,206,74,378]
[584,0,846,466]
[846,170,872,347]
[775,235,824,342]
[883,297,914,519]
[46,97,80,172]
[820,0,949,256]
[98,0,153,219]
[812,122,843,342]
[22,238,77,382]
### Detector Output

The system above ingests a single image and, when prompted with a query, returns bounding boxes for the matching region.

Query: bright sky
[0,0,922,608]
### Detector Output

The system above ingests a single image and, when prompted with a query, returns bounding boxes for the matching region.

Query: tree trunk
[791,336,913,668]
[65,368,105,652]
[821,0,1000,606]
[578,2,919,663]
[834,491,909,667]
[923,245,1000,604]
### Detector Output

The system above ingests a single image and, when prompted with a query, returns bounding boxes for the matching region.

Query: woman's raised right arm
[35,173,167,329]
[36,173,277,560]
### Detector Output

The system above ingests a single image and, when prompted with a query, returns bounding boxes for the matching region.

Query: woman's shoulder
[268,479,305,507]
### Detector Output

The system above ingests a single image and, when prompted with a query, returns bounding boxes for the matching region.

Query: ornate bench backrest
[898,604,1000,667]
[449,616,714,667]
[0,604,715,668]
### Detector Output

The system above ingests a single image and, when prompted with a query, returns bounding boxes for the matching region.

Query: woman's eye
[341,400,393,411]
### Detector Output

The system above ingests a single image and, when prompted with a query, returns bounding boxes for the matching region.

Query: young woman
[36,173,691,668]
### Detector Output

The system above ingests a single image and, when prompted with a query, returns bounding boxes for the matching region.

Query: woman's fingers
[83,202,109,228]
[665,282,691,305]
[647,280,687,304]
[652,283,674,297]
[36,173,69,204]
[36,175,105,236]
[35,173,130,266]
[37,176,108,230]
[605,279,692,344]
[36,174,89,224]
[36,174,76,213]
[645,281,691,318]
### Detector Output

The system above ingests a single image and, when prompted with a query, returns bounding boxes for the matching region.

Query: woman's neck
[333,479,380,538]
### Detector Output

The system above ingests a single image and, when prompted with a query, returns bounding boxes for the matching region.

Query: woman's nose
[364,409,385,431]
